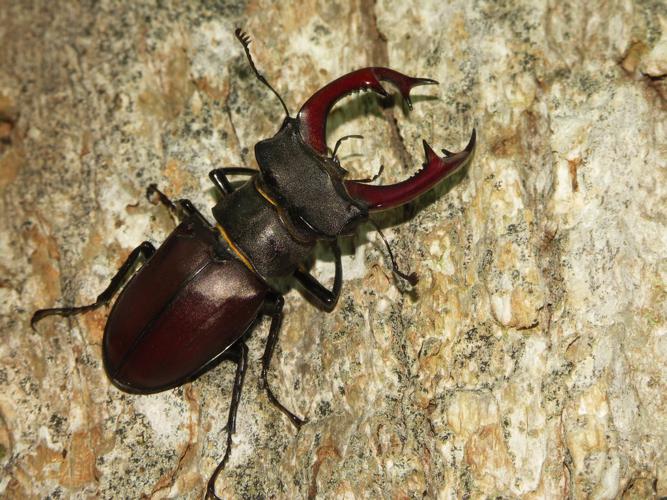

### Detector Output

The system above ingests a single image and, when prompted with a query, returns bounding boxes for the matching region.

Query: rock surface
[1,0,665,498]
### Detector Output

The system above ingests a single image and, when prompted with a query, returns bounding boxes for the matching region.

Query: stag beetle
[32,30,475,498]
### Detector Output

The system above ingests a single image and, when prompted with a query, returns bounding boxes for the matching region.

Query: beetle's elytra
[32,29,475,498]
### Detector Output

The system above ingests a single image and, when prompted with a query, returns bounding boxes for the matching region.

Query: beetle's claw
[297,68,439,154]
[345,129,476,211]
[296,66,474,211]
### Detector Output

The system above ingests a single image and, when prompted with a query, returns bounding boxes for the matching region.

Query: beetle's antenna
[369,219,418,286]
[235,29,291,118]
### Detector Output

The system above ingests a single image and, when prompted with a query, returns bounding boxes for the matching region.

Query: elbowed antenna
[235,29,291,118]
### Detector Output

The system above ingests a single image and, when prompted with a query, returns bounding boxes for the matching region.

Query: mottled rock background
[1,0,665,498]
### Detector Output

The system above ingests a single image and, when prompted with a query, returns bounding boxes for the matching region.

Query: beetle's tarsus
[292,415,306,430]
[147,183,180,218]
[206,481,224,500]
[30,304,96,330]
[148,184,211,226]
[146,183,173,207]
[259,294,310,427]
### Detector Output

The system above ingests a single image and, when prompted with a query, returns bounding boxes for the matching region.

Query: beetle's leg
[146,184,212,229]
[293,240,342,313]
[206,342,248,500]
[208,167,257,195]
[368,218,418,286]
[31,242,156,328]
[146,184,201,220]
[261,294,305,429]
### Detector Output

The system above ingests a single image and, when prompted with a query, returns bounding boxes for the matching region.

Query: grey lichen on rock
[1,0,666,498]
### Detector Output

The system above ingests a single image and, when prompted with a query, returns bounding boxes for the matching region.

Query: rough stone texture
[1,1,665,498]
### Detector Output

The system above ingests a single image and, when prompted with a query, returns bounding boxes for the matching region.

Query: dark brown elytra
[31,30,476,498]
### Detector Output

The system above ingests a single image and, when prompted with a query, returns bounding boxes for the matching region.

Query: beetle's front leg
[260,293,305,429]
[146,184,211,228]
[31,241,156,328]
[208,167,258,195]
[206,342,249,500]
[293,240,342,313]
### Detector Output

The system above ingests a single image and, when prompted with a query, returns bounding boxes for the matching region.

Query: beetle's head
[255,118,368,238]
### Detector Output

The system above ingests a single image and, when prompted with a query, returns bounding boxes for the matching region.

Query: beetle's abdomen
[102,216,268,393]
[212,180,315,280]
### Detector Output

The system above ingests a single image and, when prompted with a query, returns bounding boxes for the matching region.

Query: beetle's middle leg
[260,293,305,429]
[293,240,342,313]
[206,341,248,500]
[31,241,156,328]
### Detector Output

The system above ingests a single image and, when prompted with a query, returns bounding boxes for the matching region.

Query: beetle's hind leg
[206,342,248,500]
[261,294,305,429]
[31,241,156,328]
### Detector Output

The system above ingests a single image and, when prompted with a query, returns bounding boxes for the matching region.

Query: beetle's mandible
[32,29,476,498]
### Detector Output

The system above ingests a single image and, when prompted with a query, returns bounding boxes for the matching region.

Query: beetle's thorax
[254,118,368,237]
[212,181,314,280]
